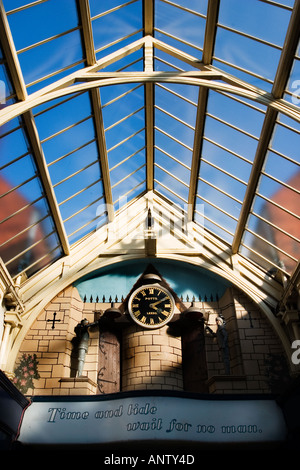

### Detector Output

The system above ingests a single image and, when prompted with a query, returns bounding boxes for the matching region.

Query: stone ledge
[59,377,97,387]
[206,375,247,393]
[59,377,98,395]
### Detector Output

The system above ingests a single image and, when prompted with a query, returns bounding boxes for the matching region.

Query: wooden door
[98,329,121,394]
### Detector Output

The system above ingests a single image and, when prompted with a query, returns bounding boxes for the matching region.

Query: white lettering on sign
[18,396,287,445]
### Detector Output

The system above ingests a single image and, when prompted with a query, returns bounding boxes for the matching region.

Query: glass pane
[67,207,107,245]
[0,53,14,104]
[155,164,188,199]
[218,0,290,47]
[246,212,299,270]
[195,199,234,244]
[156,107,194,150]
[155,0,206,58]
[257,174,300,220]
[41,118,95,165]
[155,83,198,130]
[0,122,30,168]
[206,91,265,139]
[154,49,198,72]
[200,160,246,204]
[239,239,282,276]
[101,49,144,72]
[18,30,83,89]
[112,165,146,208]
[250,190,300,276]
[92,0,143,59]
[163,0,208,16]
[285,58,300,105]
[155,148,190,185]
[263,150,300,191]
[6,0,79,51]
[49,142,98,189]
[241,230,298,276]
[5,0,83,92]
[101,82,146,208]
[202,138,252,183]
[203,114,258,162]
[110,148,146,187]
[35,93,92,143]
[197,178,240,221]
[214,0,291,89]
[155,180,187,207]
[270,118,300,165]
[0,192,61,277]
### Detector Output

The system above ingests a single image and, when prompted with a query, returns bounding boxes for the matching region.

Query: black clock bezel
[128,284,175,329]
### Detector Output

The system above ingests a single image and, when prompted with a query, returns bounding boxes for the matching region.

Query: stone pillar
[181,309,208,393]
[122,325,183,391]
[0,311,22,374]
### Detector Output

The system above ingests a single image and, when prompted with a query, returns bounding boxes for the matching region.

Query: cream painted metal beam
[232,1,300,255]
[202,0,220,66]
[0,2,27,101]
[143,0,154,191]
[2,71,300,127]
[145,73,154,190]
[77,0,96,66]
[143,0,154,36]
[0,70,300,125]
[82,71,223,80]
[188,0,220,220]
[1,35,300,125]
[0,2,70,256]
[0,79,297,125]
[77,0,114,222]
[90,88,114,221]
[188,87,209,220]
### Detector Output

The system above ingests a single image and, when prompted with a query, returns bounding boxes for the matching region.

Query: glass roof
[0,0,299,285]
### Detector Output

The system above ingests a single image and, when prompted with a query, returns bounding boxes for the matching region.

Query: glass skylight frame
[0,0,299,285]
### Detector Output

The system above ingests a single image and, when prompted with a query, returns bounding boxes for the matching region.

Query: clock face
[128,285,175,329]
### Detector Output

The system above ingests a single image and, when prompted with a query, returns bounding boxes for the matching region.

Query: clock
[128,285,175,329]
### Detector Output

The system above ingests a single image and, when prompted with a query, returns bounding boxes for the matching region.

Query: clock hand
[149,296,169,309]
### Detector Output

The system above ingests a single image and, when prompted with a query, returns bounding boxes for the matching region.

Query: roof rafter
[143,0,154,191]
[188,0,220,220]
[77,0,114,221]
[0,2,70,256]
[232,0,300,255]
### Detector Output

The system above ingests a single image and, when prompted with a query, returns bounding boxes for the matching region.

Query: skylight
[0,0,299,285]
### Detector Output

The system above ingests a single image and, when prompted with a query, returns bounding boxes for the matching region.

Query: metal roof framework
[0,0,299,310]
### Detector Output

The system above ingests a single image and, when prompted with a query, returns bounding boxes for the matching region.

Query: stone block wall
[122,325,183,391]
[16,287,99,395]
[233,288,290,394]
[14,284,291,396]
